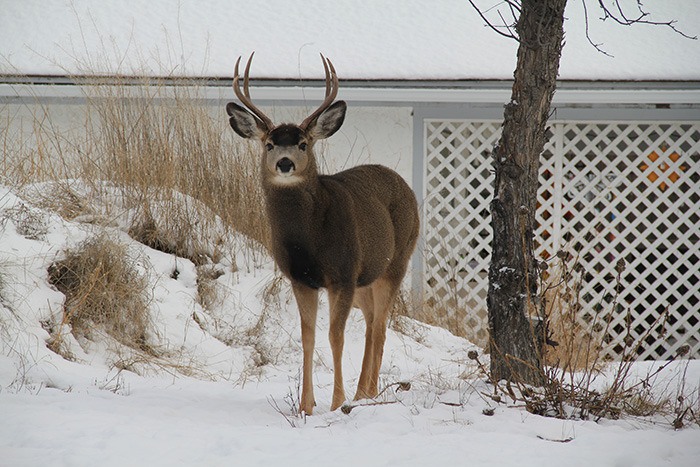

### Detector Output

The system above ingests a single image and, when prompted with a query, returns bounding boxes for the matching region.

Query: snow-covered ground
[1,183,699,467]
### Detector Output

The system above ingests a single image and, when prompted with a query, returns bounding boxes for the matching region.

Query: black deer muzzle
[276,157,295,174]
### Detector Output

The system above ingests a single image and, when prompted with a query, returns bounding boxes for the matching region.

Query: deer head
[226,53,347,185]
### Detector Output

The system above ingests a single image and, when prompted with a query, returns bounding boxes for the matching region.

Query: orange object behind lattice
[639,149,687,191]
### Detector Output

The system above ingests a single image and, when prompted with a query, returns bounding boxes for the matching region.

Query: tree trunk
[488,0,567,385]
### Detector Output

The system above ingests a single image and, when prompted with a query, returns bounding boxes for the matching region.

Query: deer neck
[262,162,323,241]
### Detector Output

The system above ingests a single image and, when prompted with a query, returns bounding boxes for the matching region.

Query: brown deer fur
[226,54,418,414]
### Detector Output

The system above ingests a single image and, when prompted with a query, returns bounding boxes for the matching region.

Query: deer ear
[309,100,346,140]
[226,102,267,139]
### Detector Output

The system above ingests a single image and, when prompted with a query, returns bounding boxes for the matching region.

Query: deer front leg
[328,286,354,411]
[292,283,318,415]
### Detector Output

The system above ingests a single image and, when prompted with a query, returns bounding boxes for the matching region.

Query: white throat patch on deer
[226,53,419,415]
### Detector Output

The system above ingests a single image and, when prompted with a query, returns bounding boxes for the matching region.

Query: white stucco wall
[321,105,414,181]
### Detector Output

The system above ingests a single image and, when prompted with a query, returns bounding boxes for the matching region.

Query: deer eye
[266,143,274,151]
[299,142,307,151]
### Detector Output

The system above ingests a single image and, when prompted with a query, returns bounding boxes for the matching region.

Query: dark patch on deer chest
[285,242,324,289]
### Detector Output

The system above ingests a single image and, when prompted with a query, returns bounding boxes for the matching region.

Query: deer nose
[276,157,295,174]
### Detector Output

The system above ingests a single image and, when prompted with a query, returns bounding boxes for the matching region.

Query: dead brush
[23,182,95,222]
[0,260,9,320]
[475,253,699,428]
[245,274,290,368]
[126,196,219,266]
[416,241,482,344]
[387,290,432,345]
[411,294,470,341]
[2,202,49,240]
[47,234,153,355]
[539,250,606,372]
[196,264,226,310]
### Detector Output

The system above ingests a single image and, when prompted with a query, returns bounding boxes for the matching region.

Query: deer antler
[299,54,339,131]
[233,53,274,131]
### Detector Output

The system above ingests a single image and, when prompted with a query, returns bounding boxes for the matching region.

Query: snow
[0,0,698,81]
[1,182,700,467]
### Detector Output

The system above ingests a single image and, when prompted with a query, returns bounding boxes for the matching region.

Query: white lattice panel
[424,121,499,345]
[424,120,700,360]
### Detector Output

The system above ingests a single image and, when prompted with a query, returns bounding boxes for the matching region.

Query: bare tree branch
[468,0,519,41]
[582,0,613,57]
[469,0,697,54]
[590,0,698,49]
[497,9,518,39]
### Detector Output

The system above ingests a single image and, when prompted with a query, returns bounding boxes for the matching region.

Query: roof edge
[2,78,700,105]
[1,74,700,90]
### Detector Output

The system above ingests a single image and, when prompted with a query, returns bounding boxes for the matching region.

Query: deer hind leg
[327,285,355,411]
[353,286,376,401]
[292,282,318,415]
[361,277,400,400]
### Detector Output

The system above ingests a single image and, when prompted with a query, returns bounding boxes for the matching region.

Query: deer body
[227,54,418,414]
[265,164,414,290]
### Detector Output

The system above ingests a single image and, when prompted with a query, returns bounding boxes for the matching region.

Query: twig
[467,0,519,41]
[267,395,301,428]
[340,381,412,414]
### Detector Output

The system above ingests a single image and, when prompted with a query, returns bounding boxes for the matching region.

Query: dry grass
[246,274,289,368]
[47,234,152,355]
[2,76,269,257]
[389,291,431,344]
[0,261,8,324]
[1,202,50,240]
[195,264,226,310]
[405,295,470,341]
[415,246,475,342]
[82,79,269,252]
[539,251,607,371]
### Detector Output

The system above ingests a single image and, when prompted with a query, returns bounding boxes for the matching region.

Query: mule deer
[226,53,419,414]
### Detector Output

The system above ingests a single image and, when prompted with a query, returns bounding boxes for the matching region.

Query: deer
[225,53,419,415]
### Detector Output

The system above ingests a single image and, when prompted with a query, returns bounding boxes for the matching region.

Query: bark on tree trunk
[488,0,567,385]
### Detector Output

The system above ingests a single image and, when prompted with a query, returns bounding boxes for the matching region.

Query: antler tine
[242,52,254,98]
[300,53,339,131]
[321,53,332,99]
[232,52,274,131]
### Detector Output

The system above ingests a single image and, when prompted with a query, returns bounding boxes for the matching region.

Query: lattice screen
[423,120,700,360]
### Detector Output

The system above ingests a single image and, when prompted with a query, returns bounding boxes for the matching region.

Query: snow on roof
[1,0,699,81]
